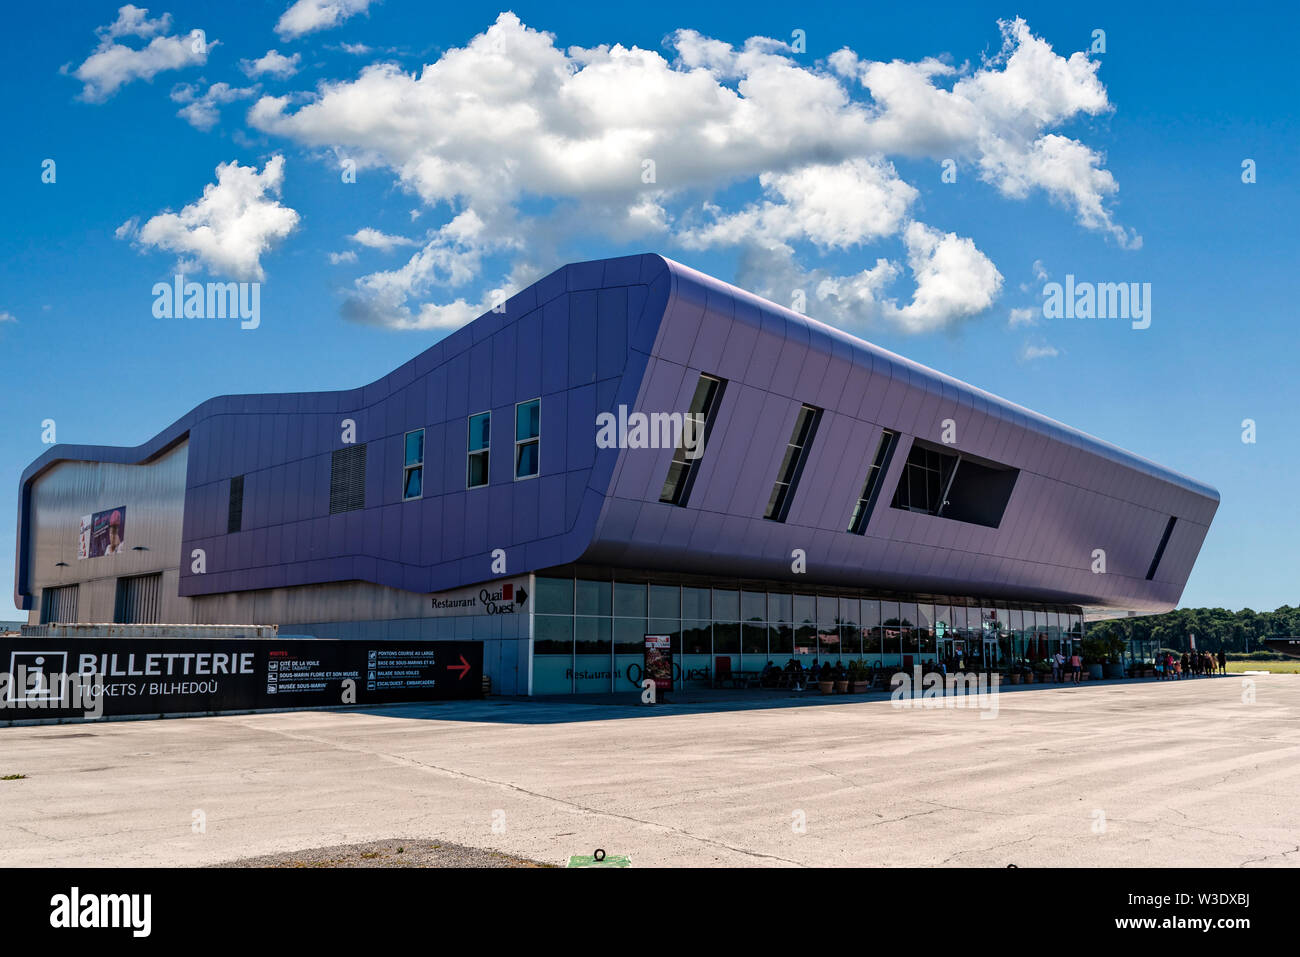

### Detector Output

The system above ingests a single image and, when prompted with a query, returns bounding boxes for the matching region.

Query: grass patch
[1226,659,1300,674]
[2,774,27,781]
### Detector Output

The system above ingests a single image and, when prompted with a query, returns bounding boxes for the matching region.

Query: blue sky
[1,0,1296,616]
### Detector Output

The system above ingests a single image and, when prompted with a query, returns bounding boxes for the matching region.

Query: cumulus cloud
[171,82,258,130]
[246,13,1133,332]
[339,210,521,330]
[67,5,211,101]
[275,0,376,41]
[0,310,16,323]
[329,250,358,264]
[240,49,301,79]
[117,155,299,280]
[680,159,918,251]
[880,223,1004,333]
[348,227,419,251]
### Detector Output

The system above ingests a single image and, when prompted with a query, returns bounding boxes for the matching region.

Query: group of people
[1158,649,1226,679]
[760,659,851,690]
[1048,651,1085,683]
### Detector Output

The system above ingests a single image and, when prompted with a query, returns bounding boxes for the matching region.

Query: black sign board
[0,638,482,722]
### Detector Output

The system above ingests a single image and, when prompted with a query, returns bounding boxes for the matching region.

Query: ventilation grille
[114,573,161,624]
[40,584,79,624]
[330,445,367,514]
[227,475,244,533]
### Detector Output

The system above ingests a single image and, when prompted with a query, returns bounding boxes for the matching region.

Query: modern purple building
[14,254,1218,694]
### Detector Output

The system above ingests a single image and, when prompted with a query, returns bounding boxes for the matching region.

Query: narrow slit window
[1146,516,1177,580]
[847,429,898,534]
[660,373,725,506]
[764,403,822,522]
[467,411,490,489]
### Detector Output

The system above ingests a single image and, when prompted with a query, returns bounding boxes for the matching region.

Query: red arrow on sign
[448,655,471,680]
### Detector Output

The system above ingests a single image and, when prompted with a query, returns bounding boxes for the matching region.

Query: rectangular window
[467,412,490,489]
[889,439,1018,528]
[847,429,898,534]
[660,373,724,506]
[329,445,366,514]
[114,572,161,624]
[764,403,822,522]
[515,399,540,479]
[1146,516,1177,580]
[403,429,424,501]
[227,475,244,533]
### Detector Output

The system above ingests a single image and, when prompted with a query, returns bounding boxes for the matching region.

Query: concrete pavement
[1,675,1297,867]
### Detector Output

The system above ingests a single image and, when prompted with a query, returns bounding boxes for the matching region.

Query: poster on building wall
[78,506,126,559]
[0,638,482,722]
[643,634,673,692]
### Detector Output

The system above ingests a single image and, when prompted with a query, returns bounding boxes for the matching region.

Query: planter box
[851,681,871,693]
[834,680,849,693]
[1087,664,1104,680]
[819,681,835,695]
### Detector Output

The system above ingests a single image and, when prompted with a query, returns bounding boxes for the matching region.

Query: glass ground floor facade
[531,568,1085,695]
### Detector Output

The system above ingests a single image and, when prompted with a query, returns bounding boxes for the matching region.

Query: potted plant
[849,660,871,693]
[1103,634,1128,678]
[817,664,835,695]
[1033,661,1051,683]
[833,661,850,694]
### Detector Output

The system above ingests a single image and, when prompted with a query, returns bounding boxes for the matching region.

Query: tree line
[1088,604,1299,654]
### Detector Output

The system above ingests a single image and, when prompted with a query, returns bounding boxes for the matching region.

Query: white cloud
[98,4,172,41]
[68,5,212,101]
[881,222,1004,333]
[348,227,419,251]
[1020,342,1061,361]
[340,210,522,330]
[275,0,376,41]
[681,158,917,251]
[171,82,258,130]
[246,13,1133,331]
[1032,259,1049,281]
[1008,306,1038,327]
[117,156,299,280]
[240,49,301,79]
[0,310,16,323]
[329,250,358,264]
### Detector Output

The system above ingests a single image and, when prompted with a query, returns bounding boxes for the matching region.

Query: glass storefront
[532,574,1085,694]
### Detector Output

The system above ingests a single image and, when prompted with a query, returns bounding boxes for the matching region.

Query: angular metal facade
[16,254,1218,619]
